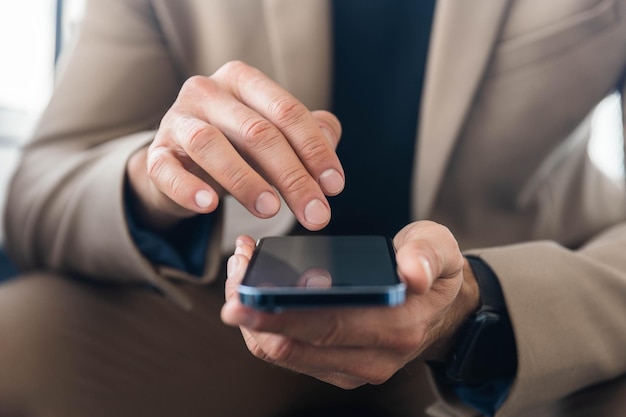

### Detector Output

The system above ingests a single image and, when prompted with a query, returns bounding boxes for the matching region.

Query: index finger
[223,298,419,350]
[214,61,345,189]
[215,62,342,167]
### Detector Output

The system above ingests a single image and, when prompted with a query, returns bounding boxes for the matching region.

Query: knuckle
[335,378,364,390]
[312,315,344,347]
[435,222,456,245]
[219,60,249,76]
[146,147,168,182]
[263,337,296,362]
[215,60,255,85]
[268,96,307,128]
[146,149,189,199]
[353,361,396,386]
[157,111,174,131]
[239,117,278,149]
[183,75,203,90]
[223,164,254,195]
[276,166,311,195]
[184,123,220,155]
[249,343,270,361]
[312,110,343,146]
[366,370,393,386]
[166,171,188,198]
[180,75,214,96]
[298,136,330,161]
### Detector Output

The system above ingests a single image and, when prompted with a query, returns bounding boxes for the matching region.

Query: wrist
[422,258,480,361]
[441,256,517,383]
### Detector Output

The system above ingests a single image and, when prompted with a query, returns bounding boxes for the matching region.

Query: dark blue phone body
[238,235,406,311]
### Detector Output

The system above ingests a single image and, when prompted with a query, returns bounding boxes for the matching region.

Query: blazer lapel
[263,0,332,110]
[414,0,511,219]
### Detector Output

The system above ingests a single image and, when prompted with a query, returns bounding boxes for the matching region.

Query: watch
[444,257,517,384]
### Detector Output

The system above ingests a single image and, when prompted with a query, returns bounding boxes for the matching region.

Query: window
[0,0,85,244]
[0,1,56,141]
[0,0,85,143]
[589,93,625,181]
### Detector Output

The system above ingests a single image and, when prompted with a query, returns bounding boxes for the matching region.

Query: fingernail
[319,169,344,195]
[227,256,239,277]
[303,275,332,289]
[195,190,214,209]
[255,191,280,216]
[321,127,336,147]
[304,199,330,225]
[419,257,433,287]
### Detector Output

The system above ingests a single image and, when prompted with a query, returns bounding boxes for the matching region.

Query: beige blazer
[5,0,626,415]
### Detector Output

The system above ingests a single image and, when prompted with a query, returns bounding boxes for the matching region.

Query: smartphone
[238,235,406,311]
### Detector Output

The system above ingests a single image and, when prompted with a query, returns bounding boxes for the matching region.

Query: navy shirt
[325,0,435,237]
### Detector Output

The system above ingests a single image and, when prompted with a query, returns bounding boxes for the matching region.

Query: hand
[126,61,344,230]
[221,221,481,389]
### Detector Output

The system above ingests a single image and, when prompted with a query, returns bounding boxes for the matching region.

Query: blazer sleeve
[457,76,626,417]
[3,0,223,307]
[457,219,626,417]
[428,52,626,417]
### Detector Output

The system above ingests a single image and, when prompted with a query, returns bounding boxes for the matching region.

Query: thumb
[395,243,435,294]
[224,235,256,302]
[393,221,464,294]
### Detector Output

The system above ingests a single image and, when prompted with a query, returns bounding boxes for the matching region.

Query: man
[2,0,626,416]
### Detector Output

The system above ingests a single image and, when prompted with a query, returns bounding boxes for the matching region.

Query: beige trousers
[0,270,435,417]
[1,271,625,417]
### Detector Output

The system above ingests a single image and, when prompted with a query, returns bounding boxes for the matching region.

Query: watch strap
[468,256,506,311]
[443,257,517,384]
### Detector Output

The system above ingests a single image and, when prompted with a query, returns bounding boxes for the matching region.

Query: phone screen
[239,235,405,310]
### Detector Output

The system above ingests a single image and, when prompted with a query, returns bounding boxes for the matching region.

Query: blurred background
[0,0,85,243]
[0,0,623,245]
